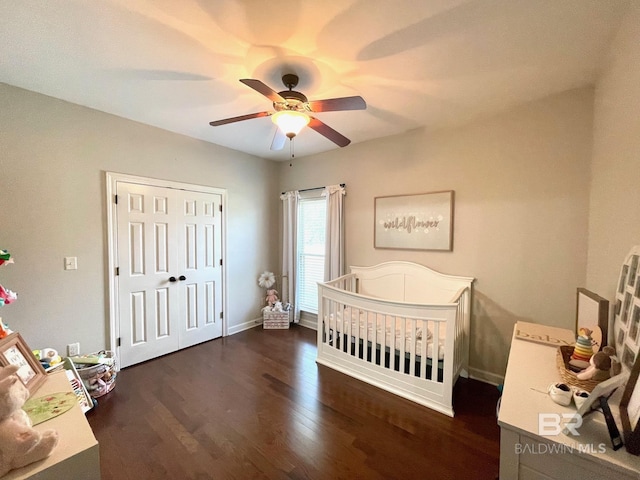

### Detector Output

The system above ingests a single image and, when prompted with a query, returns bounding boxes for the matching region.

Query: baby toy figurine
[576,351,612,382]
[0,365,58,476]
[571,328,595,364]
[265,289,279,307]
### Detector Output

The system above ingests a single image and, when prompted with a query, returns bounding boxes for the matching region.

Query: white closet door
[176,190,223,349]
[116,182,223,367]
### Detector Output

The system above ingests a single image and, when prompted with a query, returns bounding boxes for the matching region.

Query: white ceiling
[0,0,632,160]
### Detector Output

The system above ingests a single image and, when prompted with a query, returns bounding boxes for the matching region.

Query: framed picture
[575,288,609,349]
[374,190,454,251]
[620,353,640,455]
[614,246,640,375]
[0,332,46,395]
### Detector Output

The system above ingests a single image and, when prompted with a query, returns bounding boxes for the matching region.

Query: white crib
[316,261,474,417]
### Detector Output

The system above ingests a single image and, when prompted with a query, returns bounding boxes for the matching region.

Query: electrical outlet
[67,342,80,357]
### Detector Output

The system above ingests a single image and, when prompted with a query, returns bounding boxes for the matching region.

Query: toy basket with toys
[556,326,620,393]
[556,345,603,392]
[70,350,117,398]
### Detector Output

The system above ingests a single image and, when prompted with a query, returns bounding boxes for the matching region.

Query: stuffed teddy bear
[0,365,59,477]
[602,345,622,377]
[265,289,279,307]
[576,351,612,382]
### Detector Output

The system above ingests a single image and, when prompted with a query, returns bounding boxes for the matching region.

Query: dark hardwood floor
[87,325,500,480]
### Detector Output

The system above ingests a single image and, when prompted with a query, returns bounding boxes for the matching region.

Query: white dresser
[498,323,640,479]
[4,370,100,480]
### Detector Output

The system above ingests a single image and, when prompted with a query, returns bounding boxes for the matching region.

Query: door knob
[169,276,177,282]
[179,275,186,281]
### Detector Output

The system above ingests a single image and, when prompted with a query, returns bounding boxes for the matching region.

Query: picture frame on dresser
[576,287,609,348]
[0,332,46,395]
[620,352,640,455]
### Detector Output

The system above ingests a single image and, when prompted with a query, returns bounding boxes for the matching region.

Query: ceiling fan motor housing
[274,74,309,112]
[274,89,309,112]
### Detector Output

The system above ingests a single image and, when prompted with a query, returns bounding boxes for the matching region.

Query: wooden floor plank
[88,325,500,479]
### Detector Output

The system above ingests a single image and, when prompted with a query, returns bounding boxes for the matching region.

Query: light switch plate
[64,257,78,270]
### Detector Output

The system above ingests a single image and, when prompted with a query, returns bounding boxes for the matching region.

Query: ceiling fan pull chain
[289,138,294,166]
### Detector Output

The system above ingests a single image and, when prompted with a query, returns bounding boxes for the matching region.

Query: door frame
[105,172,228,362]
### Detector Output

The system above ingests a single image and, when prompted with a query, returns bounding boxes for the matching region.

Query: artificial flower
[258,271,276,288]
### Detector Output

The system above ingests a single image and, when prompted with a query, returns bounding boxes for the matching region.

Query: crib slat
[334,301,340,351]
[370,308,377,365]
[430,322,439,382]
[420,320,427,379]
[410,318,417,376]
[397,317,404,373]
[437,321,442,382]
[380,314,387,367]
[344,303,350,353]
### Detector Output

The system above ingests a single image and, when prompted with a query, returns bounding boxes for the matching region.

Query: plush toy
[576,351,612,381]
[265,289,279,307]
[0,365,58,476]
[602,345,622,377]
[272,301,283,312]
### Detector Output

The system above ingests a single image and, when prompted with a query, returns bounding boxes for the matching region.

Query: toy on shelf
[570,327,595,365]
[0,364,59,477]
[0,249,17,339]
[576,345,622,381]
[265,289,279,307]
[577,351,612,381]
[0,250,13,267]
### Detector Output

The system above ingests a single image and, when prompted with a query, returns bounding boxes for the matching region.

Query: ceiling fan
[209,74,366,151]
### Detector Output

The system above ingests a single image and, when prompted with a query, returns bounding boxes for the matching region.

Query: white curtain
[280,190,300,322]
[322,184,346,282]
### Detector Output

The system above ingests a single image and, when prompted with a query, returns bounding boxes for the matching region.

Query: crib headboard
[350,261,474,304]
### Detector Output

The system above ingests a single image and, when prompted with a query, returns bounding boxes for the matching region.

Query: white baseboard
[297,311,317,331]
[468,367,504,386]
[297,318,317,330]
[227,317,262,336]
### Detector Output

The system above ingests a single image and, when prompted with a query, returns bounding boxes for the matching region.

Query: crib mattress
[326,307,446,360]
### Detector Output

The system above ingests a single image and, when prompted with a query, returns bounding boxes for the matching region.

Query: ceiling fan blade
[240,79,285,103]
[308,117,351,147]
[270,128,287,151]
[209,111,271,127]
[307,96,366,113]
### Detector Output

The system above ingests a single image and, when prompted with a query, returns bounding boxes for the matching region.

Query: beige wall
[588,4,640,301]
[0,83,279,355]
[280,88,594,381]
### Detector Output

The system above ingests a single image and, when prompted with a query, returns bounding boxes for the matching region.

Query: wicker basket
[556,345,601,392]
[74,351,117,398]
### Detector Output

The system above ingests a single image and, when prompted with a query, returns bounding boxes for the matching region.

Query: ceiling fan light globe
[271,110,310,137]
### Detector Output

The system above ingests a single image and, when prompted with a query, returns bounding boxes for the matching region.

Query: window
[297,194,326,314]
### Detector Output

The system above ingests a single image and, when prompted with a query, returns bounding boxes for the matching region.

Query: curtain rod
[282,183,345,195]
